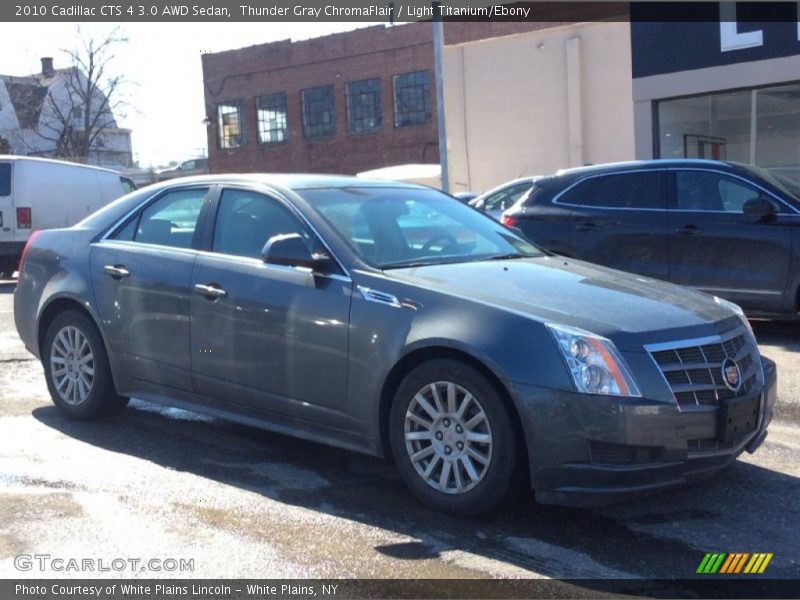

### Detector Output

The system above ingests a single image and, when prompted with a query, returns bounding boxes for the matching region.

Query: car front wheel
[390,359,516,515]
[42,310,128,419]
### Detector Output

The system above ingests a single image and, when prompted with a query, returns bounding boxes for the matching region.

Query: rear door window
[113,188,208,248]
[559,172,665,209]
[0,164,10,196]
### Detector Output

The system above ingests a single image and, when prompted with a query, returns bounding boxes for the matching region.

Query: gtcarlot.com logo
[14,554,194,573]
[697,552,773,574]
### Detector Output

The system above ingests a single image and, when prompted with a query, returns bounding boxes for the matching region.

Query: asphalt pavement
[1,278,798,589]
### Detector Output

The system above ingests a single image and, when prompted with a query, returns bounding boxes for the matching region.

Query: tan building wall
[443,22,635,195]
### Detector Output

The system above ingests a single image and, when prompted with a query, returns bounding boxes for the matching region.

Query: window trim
[551,169,668,212]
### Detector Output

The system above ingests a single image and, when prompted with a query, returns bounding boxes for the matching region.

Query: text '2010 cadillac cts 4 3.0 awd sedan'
[14,175,777,515]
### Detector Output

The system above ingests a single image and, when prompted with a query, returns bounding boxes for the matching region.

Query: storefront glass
[657,82,800,183]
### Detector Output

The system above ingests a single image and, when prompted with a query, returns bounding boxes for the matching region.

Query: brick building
[200,20,579,176]
[202,24,440,175]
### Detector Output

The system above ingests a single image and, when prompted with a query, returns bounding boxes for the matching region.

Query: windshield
[300,186,543,269]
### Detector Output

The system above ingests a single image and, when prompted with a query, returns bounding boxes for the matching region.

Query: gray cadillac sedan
[14,175,777,515]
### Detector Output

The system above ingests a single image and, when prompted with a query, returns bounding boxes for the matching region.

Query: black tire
[42,309,128,419]
[389,359,516,516]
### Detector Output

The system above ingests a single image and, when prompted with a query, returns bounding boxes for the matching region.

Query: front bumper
[512,356,777,506]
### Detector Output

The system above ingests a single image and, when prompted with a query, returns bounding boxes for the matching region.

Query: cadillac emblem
[721,358,742,393]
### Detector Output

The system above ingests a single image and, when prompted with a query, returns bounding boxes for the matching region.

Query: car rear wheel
[42,310,128,419]
[390,359,516,515]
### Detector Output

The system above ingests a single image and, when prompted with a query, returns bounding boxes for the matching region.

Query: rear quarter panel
[14,227,99,358]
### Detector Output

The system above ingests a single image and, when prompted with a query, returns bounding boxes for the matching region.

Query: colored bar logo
[697,553,773,574]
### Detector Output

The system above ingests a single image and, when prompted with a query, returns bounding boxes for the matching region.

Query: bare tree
[38,27,128,163]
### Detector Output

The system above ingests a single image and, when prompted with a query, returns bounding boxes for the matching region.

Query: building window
[346,78,381,134]
[393,70,431,128]
[301,85,335,138]
[217,101,246,149]
[657,83,800,182]
[256,93,288,144]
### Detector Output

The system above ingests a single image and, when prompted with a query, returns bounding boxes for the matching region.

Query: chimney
[41,57,54,78]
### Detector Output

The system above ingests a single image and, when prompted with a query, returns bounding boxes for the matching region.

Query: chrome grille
[648,329,761,406]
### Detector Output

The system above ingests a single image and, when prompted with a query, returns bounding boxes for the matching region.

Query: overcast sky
[0,22,376,168]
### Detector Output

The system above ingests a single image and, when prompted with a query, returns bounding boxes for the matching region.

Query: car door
[189,186,353,429]
[558,170,670,281]
[667,169,793,312]
[90,186,211,390]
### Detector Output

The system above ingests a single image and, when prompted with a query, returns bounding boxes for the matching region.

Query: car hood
[385,256,742,352]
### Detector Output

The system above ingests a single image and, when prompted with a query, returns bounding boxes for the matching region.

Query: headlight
[714,296,754,337]
[547,323,641,397]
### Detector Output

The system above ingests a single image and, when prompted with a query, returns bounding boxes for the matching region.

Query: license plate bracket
[718,394,760,443]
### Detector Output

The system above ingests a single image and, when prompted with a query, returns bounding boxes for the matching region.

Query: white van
[0,156,135,276]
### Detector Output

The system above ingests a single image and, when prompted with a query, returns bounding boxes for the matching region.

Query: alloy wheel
[50,325,95,406]
[404,381,493,494]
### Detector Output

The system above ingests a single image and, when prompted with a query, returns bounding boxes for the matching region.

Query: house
[0,57,132,169]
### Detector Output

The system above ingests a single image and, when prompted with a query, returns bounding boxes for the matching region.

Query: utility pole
[432,2,449,193]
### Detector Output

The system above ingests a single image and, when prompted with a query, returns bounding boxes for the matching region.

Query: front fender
[346,273,572,455]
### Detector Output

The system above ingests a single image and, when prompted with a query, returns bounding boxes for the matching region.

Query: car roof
[555,159,746,178]
[146,173,429,192]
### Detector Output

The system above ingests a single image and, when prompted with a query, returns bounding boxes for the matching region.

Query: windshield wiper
[484,253,530,261]
[382,260,438,269]
[383,254,533,269]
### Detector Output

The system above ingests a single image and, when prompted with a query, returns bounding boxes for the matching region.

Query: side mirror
[743,197,777,219]
[261,233,331,272]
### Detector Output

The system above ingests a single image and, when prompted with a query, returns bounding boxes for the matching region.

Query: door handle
[103,264,130,279]
[193,283,227,299]
[575,222,597,232]
[676,225,702,236]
